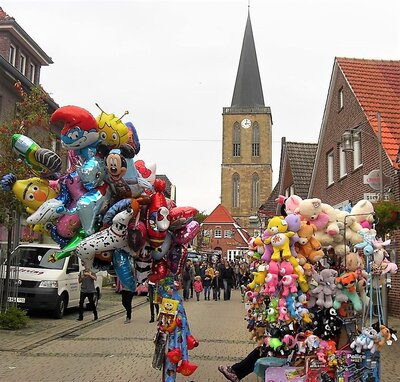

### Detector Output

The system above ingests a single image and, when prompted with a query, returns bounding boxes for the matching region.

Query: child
[203,268,212,301]
[211,270,222,301]
[193,275,203,301]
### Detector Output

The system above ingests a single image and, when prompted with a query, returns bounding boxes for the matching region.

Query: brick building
[221,12,273,235]
[199,204,249,261]
[308,57,400,316]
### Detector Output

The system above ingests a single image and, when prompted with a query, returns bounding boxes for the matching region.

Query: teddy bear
[263,260,280,294]
[351,199,375,229]
[250,323,266,346]
[334,209,363,245]
[344,252,369,307]
[247,265,268,292]
[263,216,295,261]
[294,221,324,264]
[350,327,378,353]
[278,298,290,321]
[280,261,298,297]
[373,324,392,352]
[285,213,302,260]
[275,194,303,216]
[307,268,338,309]
[294,198,339,236]
[354,228,376,257]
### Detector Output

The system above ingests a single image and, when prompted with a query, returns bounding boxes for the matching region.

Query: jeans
[204,286,211,300]
[213,287,220,300]
[223,279,232,300]
[78,292,97,319]
[183,279,192,300]
[148,284,159,319]
[195,292,200,301]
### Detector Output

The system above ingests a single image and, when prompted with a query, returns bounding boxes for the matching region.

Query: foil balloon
[127,220,147,252]
[51,105,99,161]
[176,360,198,377]
[135,159,156,185]
[11,134,62,178]
[166,348,182,364]
[148,258,168,283]
[96,104,129,149]
[150,232,173,261]
[166,245,187,275]
[168,206,198,231]
[125,122,141,156]
[112,248,136,292]
[49,229,87,262]
[186,335,199,350]
[173,221,200,245]
[0,173,58,215]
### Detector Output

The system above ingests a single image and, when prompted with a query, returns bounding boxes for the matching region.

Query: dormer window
[9,44,16,66]
[19,54,26,75]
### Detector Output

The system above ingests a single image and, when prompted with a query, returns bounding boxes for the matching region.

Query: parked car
[1,243,103,319]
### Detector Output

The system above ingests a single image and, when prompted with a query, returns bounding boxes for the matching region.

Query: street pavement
[0,288,399,381]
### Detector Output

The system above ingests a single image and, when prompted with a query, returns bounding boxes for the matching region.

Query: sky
[2,0,399,214]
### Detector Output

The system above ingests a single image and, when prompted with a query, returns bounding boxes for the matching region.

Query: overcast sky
[3,0,399,214]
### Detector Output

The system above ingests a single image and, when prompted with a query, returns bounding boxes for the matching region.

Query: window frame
[251,122,260,157]
[9,44,16,66]
[251,173,260,209]
[214,229,222,239]
[353,132,362,169]
[232,173,240,208]
[19,53,26,75]
[29,63,36,83]
[339,143,347,178]
[327,150,334,186]
[338,87,344,110]
[233,123,241,157]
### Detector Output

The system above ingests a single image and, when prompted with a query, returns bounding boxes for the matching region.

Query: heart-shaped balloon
[127,220,147,251]
[173,221,200,244]
[176,360,198,376]
[147,258,168,283]
[166,348,182,364]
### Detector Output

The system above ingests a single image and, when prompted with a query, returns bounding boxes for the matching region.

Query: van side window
[67,255,80,273]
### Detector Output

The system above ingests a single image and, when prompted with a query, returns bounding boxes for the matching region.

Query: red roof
[337,57,400,168]
[0,7,11,20]
[203,204,236,224]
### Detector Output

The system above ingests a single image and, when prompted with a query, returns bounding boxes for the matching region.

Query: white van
[3,243,103,319]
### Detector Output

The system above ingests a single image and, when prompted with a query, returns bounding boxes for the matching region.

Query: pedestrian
[211,270,222,301]
[203,264,213,300]
[199,261,207,279]
[233,261,241,289]
[221,261,235,301]
[121,285,134,324]
[239,269,251,303]
[193,275,203,301]
[182,259,195,301]
[148,280,159,323]
[77,266,98,321]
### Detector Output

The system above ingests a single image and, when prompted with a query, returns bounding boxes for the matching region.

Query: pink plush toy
[264,260,280,294]
[280,261,298,297]
[278,298,290,321]
[275,194,303,216]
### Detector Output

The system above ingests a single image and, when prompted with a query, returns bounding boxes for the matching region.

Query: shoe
[77,317,83,321]
[149,318,155,323]
[94,313,98,321]
[124,318,131,324]
[218,365,239,381]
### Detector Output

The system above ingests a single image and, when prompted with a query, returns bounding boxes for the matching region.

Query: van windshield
[12,247,65,270]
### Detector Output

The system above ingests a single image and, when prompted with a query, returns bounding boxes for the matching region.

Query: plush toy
[344,252,369,307]
[354,228,376,257]
[247,236,264,260]
[294,294,312,323]
[247,265,268,291]
[280,261,298,297]
[275,194,302,216]
[333,272,363,312]
[371,248,398,288]
[295,198,339,236]
[294,221,324,264]
[266,298,279,323]
[263,216,295,261]
[263,260,280,294]
[350,327,378,353]
[285,213,302,260]
[334,209,363,245]
[374,324,392,352]
[307,269,338,309]
[278,298,290,321]
[250,324,266,346]
[351,199,375,229]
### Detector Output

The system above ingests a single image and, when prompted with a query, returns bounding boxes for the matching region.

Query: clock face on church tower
[241,118,252,129]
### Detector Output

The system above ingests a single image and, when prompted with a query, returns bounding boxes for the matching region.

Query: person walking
[193,275,203,301]
[203,264,213,300]
[77,266,98,321]
[148,281,159,323]
[182,259,195,301]
[121,286,135,324]
[211,270,222,301]
[221,261,235,301]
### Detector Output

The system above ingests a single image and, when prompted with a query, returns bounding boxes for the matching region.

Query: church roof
[231,12,265,108]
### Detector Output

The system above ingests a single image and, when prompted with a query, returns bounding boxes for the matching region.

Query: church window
[252,122,260,156]
[233,123,241,157]
[251,173,260,208]
[232,173,240,208]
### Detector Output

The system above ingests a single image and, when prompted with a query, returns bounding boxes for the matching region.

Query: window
[233,122,241,157]
[232,173,240,208]
[224,230,233,238]
[29,63,36,83]
[338,88,344,110]
[327,151,334,185]
[251,173,260,209]
[339,144,347,178]
[353,132,362,169]
[19,54,26,75]
[9,44,16,66]
[252,122,260,156]
[214,229,222,239]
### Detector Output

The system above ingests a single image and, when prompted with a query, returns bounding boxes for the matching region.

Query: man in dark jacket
[182,259,195,301]
[211,270,222,301]
[221,261,235,301]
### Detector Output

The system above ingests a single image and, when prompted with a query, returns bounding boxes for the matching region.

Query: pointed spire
[231,11,265,108]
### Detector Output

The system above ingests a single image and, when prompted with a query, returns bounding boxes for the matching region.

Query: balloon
[112,249,136,292]
[173,221,200,245]
[12,134,62,177]
[0,174,58,215]
[150,232,173,261]
[176,360,198,376]
[148,259,168,283]
[186,335,199,350]
[127,220,147,251]
[166,348,182,364]
[169,207,198,231]
[125,122,141,155]
[51,105,99,161]
[96,106,129,148]
[166,244,187,275]
[135,159,156,185]
[103,198,132,226]
[49,229,86,262]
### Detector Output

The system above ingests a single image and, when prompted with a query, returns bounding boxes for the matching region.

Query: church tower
[221,11,273,232]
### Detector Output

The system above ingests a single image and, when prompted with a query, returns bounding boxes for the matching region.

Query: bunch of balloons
[0,104,200,380]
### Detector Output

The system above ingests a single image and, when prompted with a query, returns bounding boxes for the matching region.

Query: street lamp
[341,112,388,325]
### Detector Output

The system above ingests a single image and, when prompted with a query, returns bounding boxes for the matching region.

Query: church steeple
[231,11,265,108]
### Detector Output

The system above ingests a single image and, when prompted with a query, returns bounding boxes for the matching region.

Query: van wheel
[53,294,67,319]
